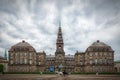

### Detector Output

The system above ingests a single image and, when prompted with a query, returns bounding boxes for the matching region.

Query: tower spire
[4,49,7,60]
[55,22,64,53]
[59,21,61,28]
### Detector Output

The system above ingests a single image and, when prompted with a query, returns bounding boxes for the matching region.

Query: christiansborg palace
[0,24,115,73]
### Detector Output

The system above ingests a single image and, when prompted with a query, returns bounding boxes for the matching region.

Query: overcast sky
[0,0,120,61]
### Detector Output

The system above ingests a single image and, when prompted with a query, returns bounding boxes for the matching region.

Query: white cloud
[0,0,120,61]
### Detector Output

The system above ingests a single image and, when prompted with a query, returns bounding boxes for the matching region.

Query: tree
[0,64,4,72]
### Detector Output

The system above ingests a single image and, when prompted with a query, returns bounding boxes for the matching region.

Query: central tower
[55,22,65,55]
[55,22,65,71]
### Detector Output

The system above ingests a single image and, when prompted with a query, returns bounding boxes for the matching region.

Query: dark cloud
[0,0,120,61]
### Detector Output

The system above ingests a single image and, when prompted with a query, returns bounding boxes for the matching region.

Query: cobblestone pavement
[0,74,120,80]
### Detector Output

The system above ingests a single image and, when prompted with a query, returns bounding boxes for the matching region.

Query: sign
[49,66,55,72]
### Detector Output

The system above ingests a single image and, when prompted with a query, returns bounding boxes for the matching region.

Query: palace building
[8,24,114,73]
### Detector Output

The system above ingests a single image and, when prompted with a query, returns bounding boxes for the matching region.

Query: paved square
[0,74,120,80]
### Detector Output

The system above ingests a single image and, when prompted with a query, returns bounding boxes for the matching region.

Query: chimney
[97,40,99,43]
[22,40,25,43]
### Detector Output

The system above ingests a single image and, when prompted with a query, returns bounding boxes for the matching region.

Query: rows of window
[14,47,29,51]
[65,58,74,61]
[46,61,55,65]
[9,67,33,72]
[38,62,41,65]
[10,53,36,60]
[65,61,74,64]
[79,58,84,61]
[89,52,112,57]
[88,59,113,65]
[46,58,55,61]
[87,67,113,72]
[80,62,83,65]
[10,53,35,57]
[75,67,84,72]
[79,55,84,58]
[10,59,33,64]
[92,48,110,52]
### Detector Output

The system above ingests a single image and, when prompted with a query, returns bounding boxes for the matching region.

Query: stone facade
[74,40,114,73]
[8,40,36,72]
[114,61,120,72]
[36,52,46,72]
[84,40,114,72]
[8,25,114,73]
[75,52,85,72]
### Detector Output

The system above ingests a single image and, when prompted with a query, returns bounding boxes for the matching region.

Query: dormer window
[95,52,98,56]
[89,53,92,56]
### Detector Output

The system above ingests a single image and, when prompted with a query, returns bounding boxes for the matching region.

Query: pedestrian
[40,71,42,75]
[63,70,65,77]
[63,70,68,77]
[96,71,99,76]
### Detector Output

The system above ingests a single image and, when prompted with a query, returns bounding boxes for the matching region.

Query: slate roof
[86,40,114,52]
[9,40,36,52]
[91,40,108,47]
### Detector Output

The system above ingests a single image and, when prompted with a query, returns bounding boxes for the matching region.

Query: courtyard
[0,74,120,80]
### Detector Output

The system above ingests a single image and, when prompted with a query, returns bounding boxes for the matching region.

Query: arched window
[16,53,18,56]
[25,59,27,64]
[89,53,92,56]
[20,59,22,64]
[25,53,27,56]
[15,58,18,64]
[100,52,102,57]
[95,59,97,64]
[104,59,107,64]
[104,52,107,56]
[59,45,61,49]
[90,60,92,64]
[95,52,98,56]
[20,53,22,56]
[80,62,83,65]
[10,53,14,59]
[10,60,13,64]
[30,53,32,59]
[109,53,112,56]
[29,60,32,64]
[39,62,41,65]
[100,59,102,64]
[58,56,62,59]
